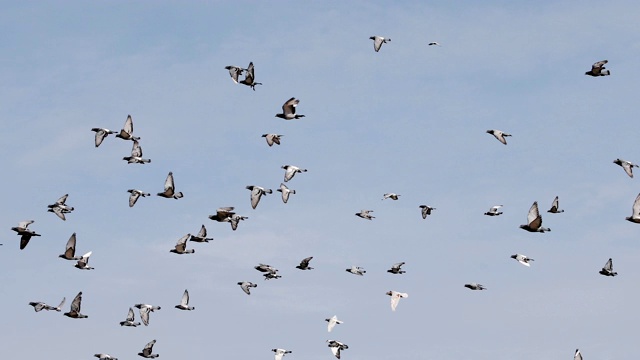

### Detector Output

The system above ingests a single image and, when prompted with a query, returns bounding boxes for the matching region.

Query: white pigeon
[626,193,640,223]
[123,140,151,164]
[327,340,348,359]
[510,253,534,267]
[157,171,183,199]
[237,281,257,295]
[355,210,375,220]
[386,290,408,311]
[74,251,94,270]
[387,262,406,274]
[345,266,366,276]
[419,205,436,219]
[547,196,564,213]
[519,201,550,232]
[175,289,195,310]
[189,225,213,243]
[369,35,390,52]
[282,165,307,182]
[239,61,262,90]
[94,354,117,360]
[127,189,151,207]
[91,128,116,147]
[170,233,195,254]
[599,258,618,276]
[262,133,283,146]
[272,348,292,360]
[59,232,81,260]
[486,129,511,145]
[116,115,140,141]
[325,315,343,332]
[63,292,88,318]
[224,65,244,84]
[134,304,161,326]
[382,193,400,200]
[119,307,141,327]
[138,340,159,358]
[29,297,65,312]
[613,158,638,178]
[246,185,273,209]
[484,205,503,216]
[276,97,305,120]
[277,183,296,204]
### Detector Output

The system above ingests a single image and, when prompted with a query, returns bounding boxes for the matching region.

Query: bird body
[464,283,486,290]
[29,297,65,312]
[296,256,314,270]
[12,220,41,250]
[246,185,273,209]
[614,158,638,178]
[547,196,564,213]
[486,129,511,145]
[484,205,503,216]
[382,193,400,200]
[387,262,406,274]
[511,254,534,267]
[63,292,88,318]
[238,281,257,295]
[208,207,235,222]
[277,183,296,203]
[123,140,151,164]
[419,205,435,219]
[47,194,74,220]
[239,62,262,90]
[355,210,375,220]
[116,115,139,141]
[369,36,390,52]
[138,340,158,358]
[127,189,150,207]
[282,165,307,182]
[276,97,305,120]
[175,289,195,310]
[190,225,213,242]
[262,133,283,146]
[346,266,366,276]
[599,258,618,276]
[325,315,343,332]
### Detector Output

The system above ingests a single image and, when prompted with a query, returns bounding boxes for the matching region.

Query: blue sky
[2,1,640,359]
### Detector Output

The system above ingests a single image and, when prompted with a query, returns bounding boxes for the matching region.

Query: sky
[2,1,640,359]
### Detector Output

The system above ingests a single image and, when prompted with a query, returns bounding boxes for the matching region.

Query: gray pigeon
[74,251,94,270]
[574,349,583,360]
[123,140,151,164]
[382,193,400,200]
[138,340,159,358]
[419,205,436,219]
[325,315,343,332]
[614,158,638,178]
[175,289,195,310]
[272,348,292,360]
[119,307,141,327]
[547,196,564,213]
[246,185,273,209]
[134,304,161,326]
[486,129,511,145]
[189,225,213,243]
[277,183,296,204]
[346,266,366,276]
[157,172,183,199]
[296,256,314,270]
[91,128,116,147]
[519,201,550,232]
[355,210,375,220]
[94,354,118,360]
[275,98,305,120]
[464,283,486,290]
[116,115,140,141]
[47,194,74,221]
[63,291,88,318]
[238,281,257,295]
[599,258,617,276]
[369,36,390,52]
[282,165,307,182]
[327,340,348,359]
[170,234,195,254]
[484,205,503,216]
[127,189,151,207]
[224,65,244,84]
[387,262,406,274]
[585,60,610,76]
[626,193,640,223]
[225,213,248,231]
[11,220,41,250]
[239,62,262,90]
[510,253,534,267]
[59,233,81,260]
[29,297,65,312]
[262,133,283,146]
[208,207,235,222]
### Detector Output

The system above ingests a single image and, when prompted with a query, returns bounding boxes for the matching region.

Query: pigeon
[382,193,400,200]
[599,258,618,276]
[224,65,244,84]
[255,263,278,274]
[138,340,159,358]
[246,185,273,209]
[238,281,257,295]
[296,256,314,270]
[484,205,503,216]
[419,205,436,219]
[127,189,151,207]
[157,171,183,199]
[272,348,292,360]
[47,194,74,220]
[264,272,282,280]
[225,213,248,231]
[63,292,88,318]
[189,225,213,243]
[547,196,564,213]
[355,210,375,220]
[170,234,195,254]
[116,115,140,141]
[239,62,262,90]
[327,340,348,359]
[11,220,41,250]
[428,42,441,46]
[275,97,305,120]
[277,183,296,204]
[387,262,406,274]
[519,201,550,232]
[74,251,95,270]
[585,60,610,76]
[123,140,151,164]
[574,349,583,360]
[91,128,116,147]
[282,165,307,182]
[486,129,511,145]
[134,304,161,326]
[59,233,81,260]
[626,193,640,223]
[208,207,236,222]
[369,36,390,52]
[613,158,638,178]
[94,354,117,360]
[464,283,486,290]
[346,266,366,276]
[175,289,195,310]
[29,297,65,312]
[325,315,343,332]
[48,206,71,221]
[510,254,534,267]
[386,290,408,311]
[262,134,283,146]
[119,307,141,327]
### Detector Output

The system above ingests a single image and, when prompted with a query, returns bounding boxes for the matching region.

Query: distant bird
[382,193,400,200]
[626,193,640,223]
[138,340,159,358]
[208,207,236,222]
[255,263,278,274]
[59,233,81,260]
[282,165,307,182]
[189,225,213,243]
[585,60,610,76]
[574,349,583,360]
[94,354,117,360]
[355,210,375,220]
[170,233,195,254]
[127,189,151,207]
[123,140,151,164]
[262,133,283,146]
[47,194,74,221]
[246,185,273,209]
[225,213,248,231]
[510,254,534,267]
[119,307,141,327]
[277,183,296,204]
[613,158,638,178]
[484,205,503,216]
[29,297,65,312]
[547,196,564,213]
[224,65,244,84]
[296,256,314,270]
[63,292,88,318]
[276,97,305,120]
[272,348,292,360]
[369,35,390,52]
[486,129,511,145]
[157,171,183,199]
[91,128,116,147]
[238,281,257,295]
[346,266,366,276]
[428,42,441,46]
[74,251,94,270]
[325,315,343,332]
[419,205,436,219]
[599,258,618,276]
[134,304,161,326]
[387,262,406,274]
[386,290,408,311]
[11,220,41,250]
[239,61,262,90]
[264,272,282,280]
[519,201,550,232]
[464,283,486,290]
[116,115,139,141]
[327,340,348,359]
[175,289,195,310]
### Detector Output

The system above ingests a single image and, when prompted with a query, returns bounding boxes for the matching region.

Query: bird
[574,349,583,360]
[63,292,88,318]
[238,281,257,295]
[282,165,307,182]
[262,133,283,146]
[94,354,117,360]
[189,225,213,243]
[585,60,610,76]
[246,185,273,209]
[116,115,140,141]
[519,201,550,232]
[272,348,292,360]
[119,307,141,327]
[382,193,400,200]
[464,283,486,290]
[325,315,343,332]
[277,183,296,204]
[11,220,41,250]
[419,205,436,219]
[175,289,195,310]
[296,256,314,270]
[239,61,262,90]
[59,233,81,260]
[48,206,72,221]
[484,205,503,216]
[599,258,618,276]
[613,158,638,178]
[208,207,236,222]
[74,251,94,270]
[346,266,366,276]
[138,340,159,358]
[275,97,305,120]
[29,297,65,312]
[224,65,244,84]
[255,263,278,274]
[510,254,534,267]
[170,233,195,254]
[626,193,640,223]
[264,272,282,280]
[428,42,441,46]
[327,340,348,359]
[486,129,511,145]
[123,140,151,164]
[134,304,161,326]
[47,194,74,221]
[225,213,248,231]
[369,35,390,52]
[547,196,564,213]
[387,262,406,274]
[157,171,183,199]
[355,210,375,220]
[127,189,151,207]
[386,290,408,311]
[91,128,116,147]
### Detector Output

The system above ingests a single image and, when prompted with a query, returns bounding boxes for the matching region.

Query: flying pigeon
[94,354,117,360]
[547,196,564,213]
[29,297,65,312]
[325,315,343,332]
[123,140,151,164]
[296,256,314,270]
[170,234,195,254]
[387,262,406,274]
[63,292,88,318]
[208,207,236,222]
[275,97,305,120]
[282,165,307,182]
[47,194,74,221]
[585,60,610,76]
[238,281,257,295]
[486,129,511,145]
[255,263,278,274]
[613,158,638,178]
[382,193,400,200]
[225,213,248,231]
[59,233,81,260]
[175,289,195,310]
[520,201,550,232]
[138,340,159,358]
[484,205,503,216]
[599,258,618,276]
[369,36,390,52]
[277,183,296,204]
[262,133,283,146]
[74,251,94,270]
[11,220,41,250]
[246,185,273,209]
[119,307,141,327]
[464,283,486,290]
[419,205,436,219]
[355,210,375,220]
[386,290,408,311]
[346,266,366,276]
[327,340,348,359]
[428,42,441,46]
[224,65,244,84]
[127,189,151,207]
[157,171,183,199]
[574,349,583,360]
[116,115,140,141]
[263,272,282,281]
[510,254,534,267]
[626,193,640,223]
[189,225,213,243]
[239,62,262,90]
[272,348,292,360]
[91,128,116,147]
[134,304,161,326]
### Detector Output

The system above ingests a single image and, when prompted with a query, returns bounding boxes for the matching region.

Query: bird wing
[300,256,313,267]
[390,292,401,311]
[250,187,261,209]
[131,140,142,157]
[392,262,405,270]
[64,233,77,258]
[18,220,34,229]
[94,129,107,147]
[244,62,255,82]
[143,340,156,354]
[164,172,175,191]
[197,225,207,238]
[240,282,251,295]
[175,233,189,252]
[622,161,634,177]
[283,166,295,182]
[631,193,640,218]
[55,194,69,205]
[604,258,614,272]
[592,60,607,70]
[51,206,66,220]
[123,115,134,135]
[282,97,298,116]
[551,196,560,210]
[127,307,136,321]
[129,191,141,207]
[527,202,540,225]
[181,290,189,306]
[574,349,583,360]
[139,307,150,326]
[56,297,66,310]
[274,351,283,360]
[71,292,82,312]
[372,36,383,52]
[327,316,337,332]
[20,234,31,250]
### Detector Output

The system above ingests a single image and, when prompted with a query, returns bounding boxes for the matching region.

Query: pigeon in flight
[276,97,305,120]
[239,62,262,90]
[599,258,618,276]
[208,207,236,222]
[189,225,213,243]
[519,201,550,232]
[419,205,436,219]
[138,340,159,358]
[574,349,583,360]
[116,115,140,141]
[484,205,503,216]
[346,266,366,276]
[226,213,248,231]
[272,348,292,360]
[386,290,408,311]
[327,340,348,359]
[94,354,118,360]
[387,262,406,274]
[224,65,244,84]
[585,60,610,76]
[91,128,116,147]
[157,172,183,199]
[428,42,441,46]
[296,256,314,270]
[510,254,534,267]
[47,194,74,221]
[355,210,375,220]
[547,196,564,213]
[382,193,400,200]
[464,283,486,290]
[277,183,296,204]
[63,291,88,318]
[246,185,273,209]
[175,289,195,310]
[11,220,41,250]
[59,233,81,260]
[123,140,151,164]
[262,133,283,147]
[170,234,195,254]
[325,315,343,332]
[613,158,638,178]
[74,251,95,270]
[127,189,151,207]
[282,165,307,182]
[119,307,141,327]
[29,297,65,312]
[238,281,257,295]
[369,36,390,52]
[486,129,511,145]
[626,193,640,223]
[134,304,161,326]
[255,263,279,274]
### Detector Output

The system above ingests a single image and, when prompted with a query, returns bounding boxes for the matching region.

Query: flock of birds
[12,35,624,360]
